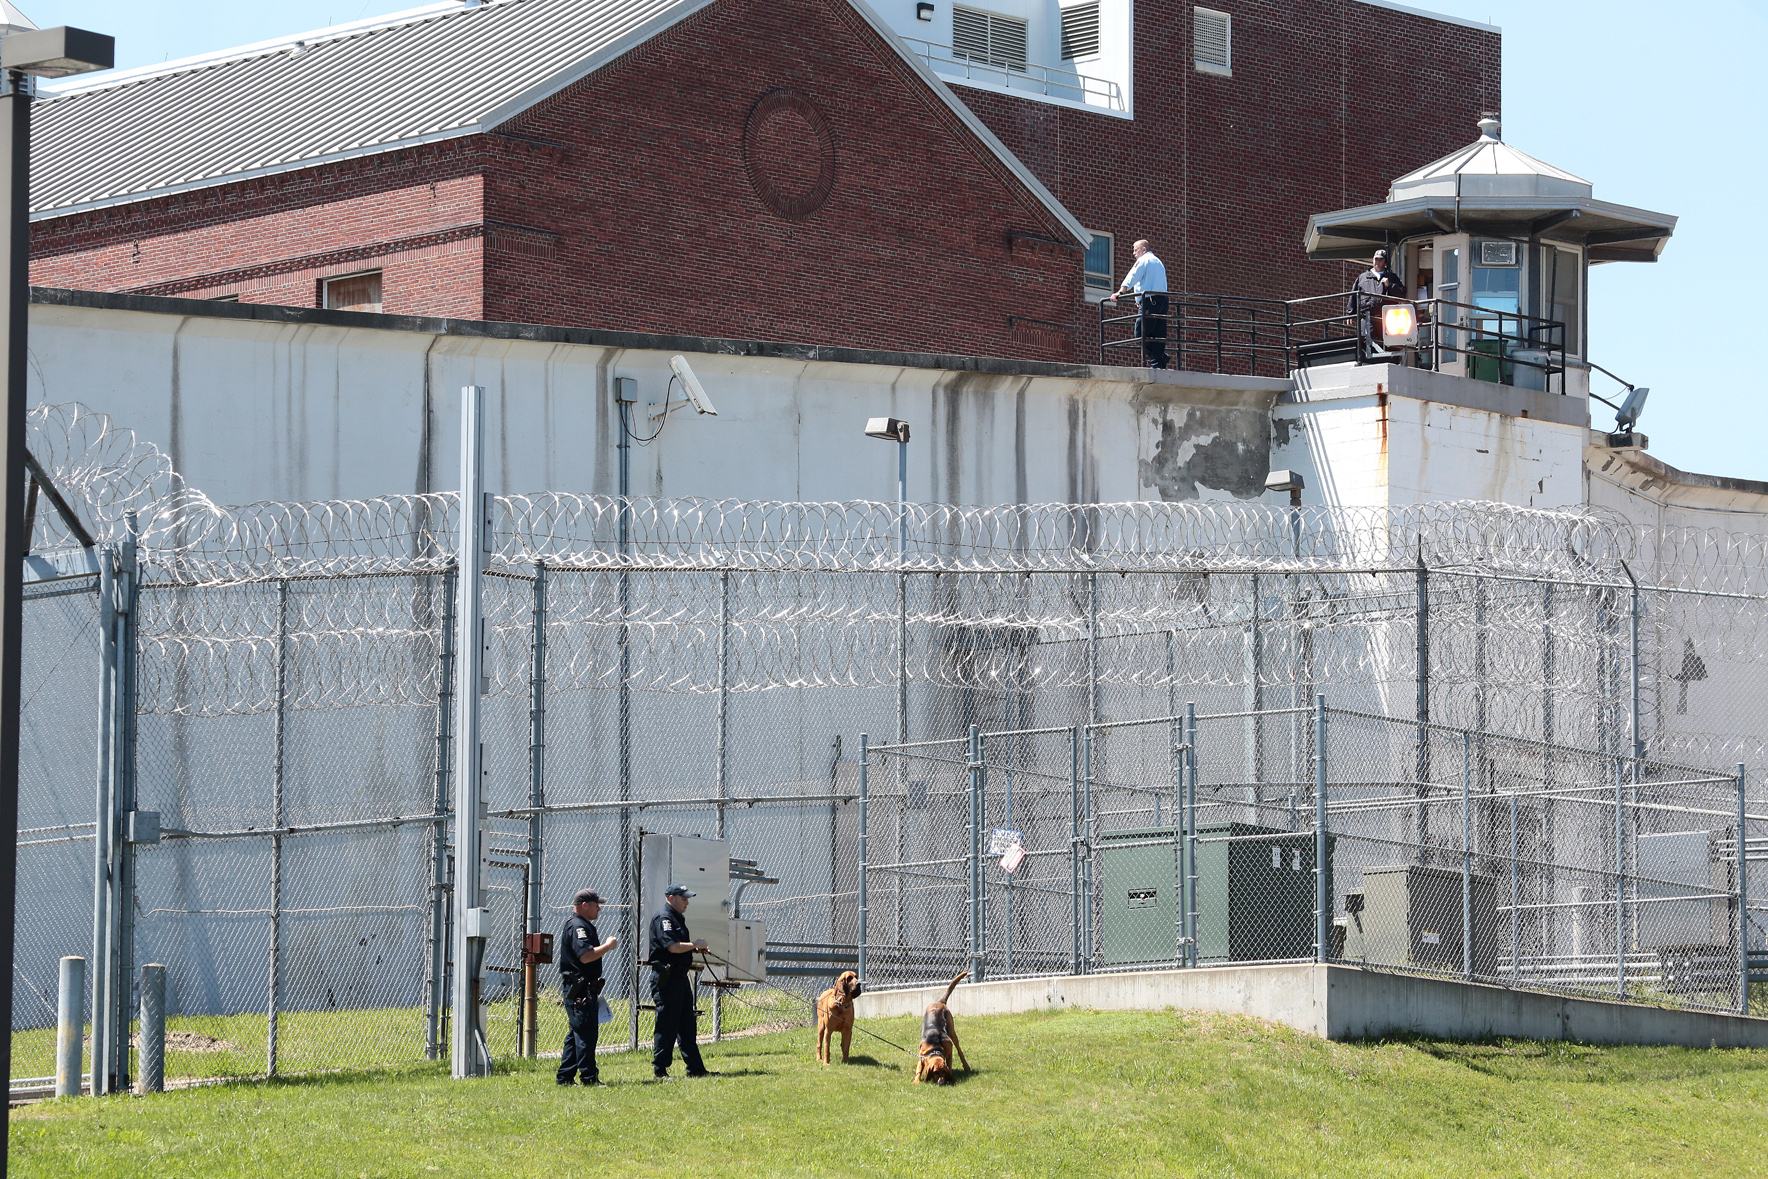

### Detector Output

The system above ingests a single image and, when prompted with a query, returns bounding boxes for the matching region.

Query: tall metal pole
[1509,793,1520,984]
[1082,726,1094,972]
[1626,565,1643,769]
[617,386,633,1024]
[1069,726,1080,975]
[0,60,35,1120]
[1738,763,1749,1015]
[1414,552,1430,854]
[1088,573,1099,725]
[1614,758,1626,1000]
[968,725,983,983]
[717,569,730,840]
[525,562,547,1059]
[1246,575,1263,814]
[1185,703,1198,968]
[451,384,490,1079]
[268,578,288,1076]
[425,571,456,1060]
[113,522,137,1097]
[858,735,869,985]
[89,553,117,1094]
[1461,730,1472,981]
[1314,695,1328,964]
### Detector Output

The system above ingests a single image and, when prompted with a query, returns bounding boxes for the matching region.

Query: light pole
[0,24,113,1121]
[864,417,910,749]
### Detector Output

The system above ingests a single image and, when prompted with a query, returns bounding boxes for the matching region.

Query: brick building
[25,0,1497,363]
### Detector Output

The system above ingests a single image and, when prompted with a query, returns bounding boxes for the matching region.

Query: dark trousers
[651,970,706,1075]
[558,993,600,1083]
[1136,294,1170,369]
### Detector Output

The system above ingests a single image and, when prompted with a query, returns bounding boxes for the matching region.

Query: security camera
[670,355,718,416]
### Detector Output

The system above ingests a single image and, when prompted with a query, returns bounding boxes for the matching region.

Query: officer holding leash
[648,884,712,1079]
[558,888,618,1086]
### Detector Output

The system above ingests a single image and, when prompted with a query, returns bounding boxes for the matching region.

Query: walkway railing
[902,37,1125,111]
[1100,290,1569,389]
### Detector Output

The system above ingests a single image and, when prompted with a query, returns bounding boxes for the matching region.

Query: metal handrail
[902,37,1125,110]
[1098,288,1570,390]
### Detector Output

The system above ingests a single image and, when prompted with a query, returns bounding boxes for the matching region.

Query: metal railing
[1099,290,1569,389]
[902,37,1125,111]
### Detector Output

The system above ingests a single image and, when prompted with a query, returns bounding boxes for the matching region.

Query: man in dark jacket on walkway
[1349,248,1406,359]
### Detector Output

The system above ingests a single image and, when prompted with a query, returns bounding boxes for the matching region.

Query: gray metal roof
[30,0,1089,245]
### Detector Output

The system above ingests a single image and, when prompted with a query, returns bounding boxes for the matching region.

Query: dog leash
[694,950,915,1054]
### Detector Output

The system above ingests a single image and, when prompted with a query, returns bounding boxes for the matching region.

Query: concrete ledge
[854,964,1768,1048]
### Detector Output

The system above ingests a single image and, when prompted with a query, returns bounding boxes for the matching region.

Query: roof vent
[1477,115,1501,141]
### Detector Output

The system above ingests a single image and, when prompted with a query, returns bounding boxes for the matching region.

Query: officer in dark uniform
[1348,248,1407,359]
[647,883,710,1078]
[558,887,618,1086]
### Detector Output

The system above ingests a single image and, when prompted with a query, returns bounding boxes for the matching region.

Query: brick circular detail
[743,89,836,219]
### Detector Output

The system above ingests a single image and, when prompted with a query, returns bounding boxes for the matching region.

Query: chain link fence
[13,403,1768,1090]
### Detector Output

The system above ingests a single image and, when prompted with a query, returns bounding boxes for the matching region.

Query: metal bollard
[55,956,84,1098]
[139,963,166,1094]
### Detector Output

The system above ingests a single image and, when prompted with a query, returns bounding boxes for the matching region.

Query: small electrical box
[124,810,161,845]
[725,920,768,982]
[464,906,493,939]
[522,931,554,965]
[614,376,638,404]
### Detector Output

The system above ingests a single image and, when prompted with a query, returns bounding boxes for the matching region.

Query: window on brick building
[323,270,383,313]
[1060,1,1100,60]
[953,6,1029,72]
[208,294,240,302]
[1083,230,1114,299]
[1193,7,1231,76]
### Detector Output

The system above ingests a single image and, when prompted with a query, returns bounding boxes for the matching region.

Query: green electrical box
[1100,824,1331,967]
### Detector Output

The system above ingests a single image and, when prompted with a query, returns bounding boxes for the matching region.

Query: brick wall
[25,0,1496,365]
[958,0,1501,365]
[28,0,1083,361]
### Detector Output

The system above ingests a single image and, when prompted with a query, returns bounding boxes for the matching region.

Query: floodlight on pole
[865,417,912,761]
[0,22,115,1109]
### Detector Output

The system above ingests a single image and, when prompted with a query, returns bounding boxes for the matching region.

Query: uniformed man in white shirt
[1113,239,1169,369]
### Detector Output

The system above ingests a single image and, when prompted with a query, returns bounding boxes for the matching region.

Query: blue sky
[24,0,1768,481]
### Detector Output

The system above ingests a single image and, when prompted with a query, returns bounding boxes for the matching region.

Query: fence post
[1461,729,1473,981]
[1615,758,1626,999]
[968,725,983,983]
[55,955,83,1098]
[1069,727,1080,975]
[425,569,457,1061]
[526,562,547,1058]
[1739,763,1750,1015]
[89,551,117,1094]
[1185,702,1198,969]
[1414,551,1430,853]
[1509,793,1520,984]
[1088,572,1099,725]
[115,523,139,1097]
[1083,726,1095,973]
[451,384,490,1079]
[268,577,287,1076]
[1314,695,1328,964]
[138,963,165,1095]
[858,735,869,986]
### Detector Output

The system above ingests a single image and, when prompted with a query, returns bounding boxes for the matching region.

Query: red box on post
[522,932,554,965]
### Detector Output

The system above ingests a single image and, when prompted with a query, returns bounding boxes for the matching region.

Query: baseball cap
[574,888,603,906]
[664,884,696,898]
[1372,248,1389,259]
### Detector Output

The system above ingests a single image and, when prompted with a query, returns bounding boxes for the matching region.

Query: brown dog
[815,970,864,1064]
[912,971,970,1084]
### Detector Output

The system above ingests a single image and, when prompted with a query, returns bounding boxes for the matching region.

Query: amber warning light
[1382,303,1419,346]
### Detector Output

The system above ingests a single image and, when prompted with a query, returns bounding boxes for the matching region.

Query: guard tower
[1303,117,1676,397]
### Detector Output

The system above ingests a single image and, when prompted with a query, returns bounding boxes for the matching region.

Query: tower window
[1194,7,1231,76]
[323,270,383,313]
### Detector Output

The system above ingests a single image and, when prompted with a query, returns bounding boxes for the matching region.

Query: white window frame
[1083,229,1115,302]
[1193,7,1231,77]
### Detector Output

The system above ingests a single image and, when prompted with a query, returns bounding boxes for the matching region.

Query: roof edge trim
[1350,0,1499,34]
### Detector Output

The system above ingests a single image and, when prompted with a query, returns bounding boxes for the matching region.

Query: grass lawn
[12,1008,1768,1178]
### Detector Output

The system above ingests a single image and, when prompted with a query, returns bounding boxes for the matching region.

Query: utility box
[1636,830,1732,950]
[1339,864,1498,976]
[639,833,732,971]
[1100,824,1331,966]
[726,919,769,982]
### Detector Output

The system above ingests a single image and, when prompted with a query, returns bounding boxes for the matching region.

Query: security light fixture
[865,417,911,444]
[916,2,934,19]
[669,355,718,415]
[1615,386,1649,432]
[1265,469,1305,509]
[1381,302,1418,347]
[1,26,114,77]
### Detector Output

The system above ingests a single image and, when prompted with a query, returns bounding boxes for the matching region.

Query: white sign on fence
[988,828,1023,856]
